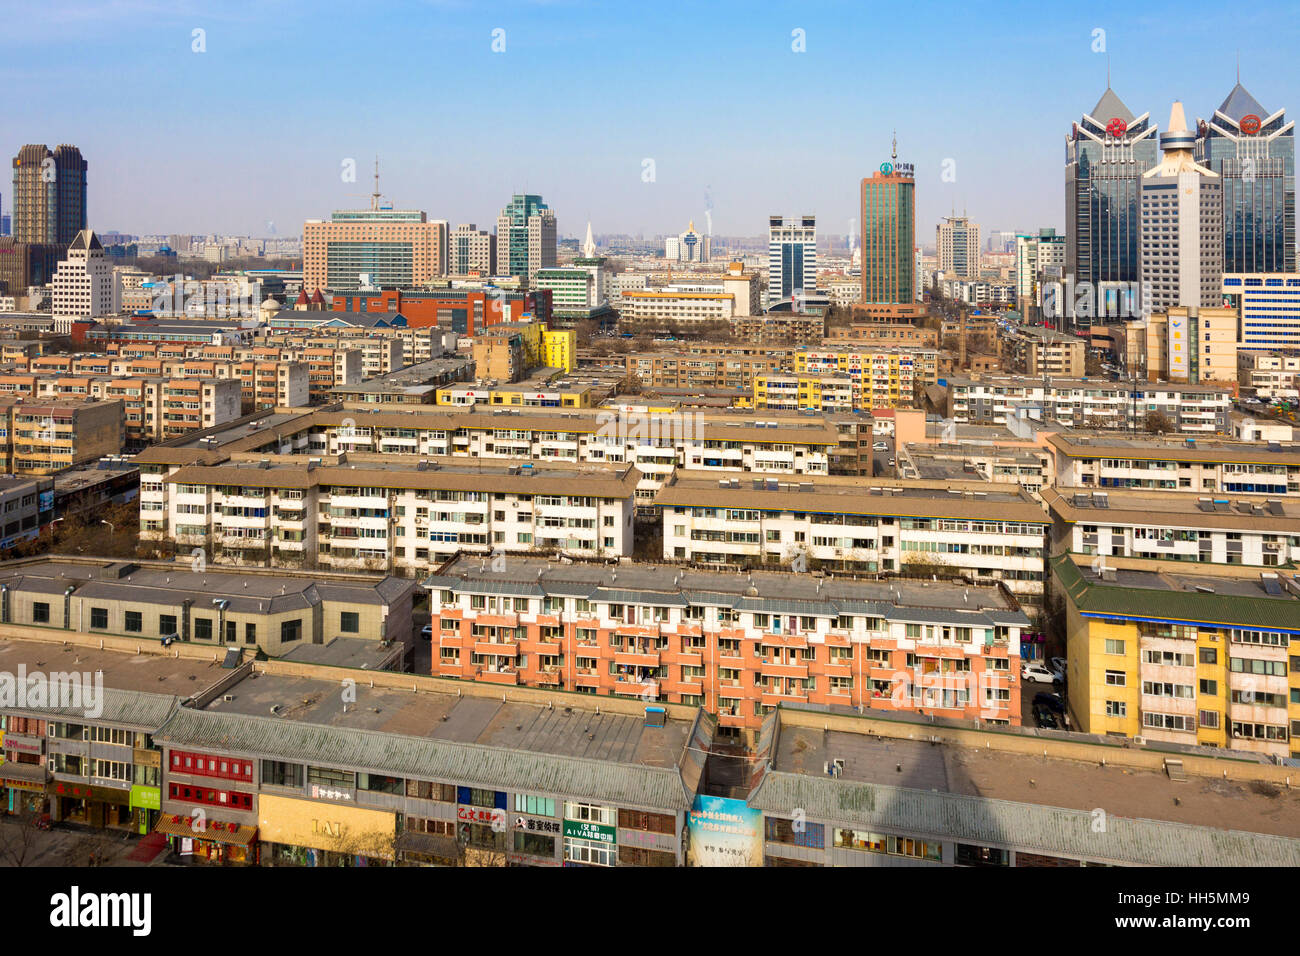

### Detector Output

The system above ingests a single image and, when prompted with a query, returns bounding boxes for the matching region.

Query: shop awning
[394,830,460,860]
[1,762,49,789]
[154,816,258,846]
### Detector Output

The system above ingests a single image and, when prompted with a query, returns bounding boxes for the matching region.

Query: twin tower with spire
[1064,74,1295,321]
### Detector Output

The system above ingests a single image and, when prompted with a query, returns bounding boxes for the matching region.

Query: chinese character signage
[687,795,762,867]
[563,819,616,844]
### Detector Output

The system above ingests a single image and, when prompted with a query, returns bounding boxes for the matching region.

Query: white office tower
[936,215,981,279]
[1140,101,1224,315]
[767,215,817,306]
[51,229,119,332]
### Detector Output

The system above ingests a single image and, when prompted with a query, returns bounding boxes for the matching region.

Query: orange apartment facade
[425,555,1027,740]
[0,395,125,474]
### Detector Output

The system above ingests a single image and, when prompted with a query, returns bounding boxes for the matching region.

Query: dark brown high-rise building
[11,144,87,245]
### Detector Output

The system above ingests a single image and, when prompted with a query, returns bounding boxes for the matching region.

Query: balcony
[614,650,661,668]
[759,659,809,679]
[473,641,518,657]
[475,667,518,685]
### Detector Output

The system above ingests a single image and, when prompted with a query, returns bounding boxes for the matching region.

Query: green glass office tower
[859,163,915,306]
[495,194,556,281]
[1195,82,1296,274]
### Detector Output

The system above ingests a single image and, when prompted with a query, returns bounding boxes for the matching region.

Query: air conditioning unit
[1132,735,1146,745]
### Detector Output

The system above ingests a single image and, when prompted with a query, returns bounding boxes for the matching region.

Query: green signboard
[563,819,616,844]
[129,785,161,811]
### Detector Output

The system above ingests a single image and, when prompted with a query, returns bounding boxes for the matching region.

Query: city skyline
[3,0,1298,239]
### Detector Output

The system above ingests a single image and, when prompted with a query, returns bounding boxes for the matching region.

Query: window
[1104,638,1125,655]
[765,816,825,848]
[159,614,177,636]
[1199,647,1217,664]
[1105,700,1127,718]
[1104,670,1126,686]
[124,611,143,633]
[245,623,257,645]
[32,602,49,624]
[260,760,303,788]
[90,607,108,630]
[193,617,212,641]
[514,794,556,817]
[281,619,302,644]
[340,611,359,634]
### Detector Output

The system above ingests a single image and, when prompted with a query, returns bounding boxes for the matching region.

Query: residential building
[945,376,1232,432]
[427,554,1029,734]
[1047,432,1300,495]
[1053,553,1300,759]
[0,475,54,549]
[655,473,1047,605]
[1044,486,1300,567]
[148,455,638,571]
[794,346,939,409]
[51,230,120,333]
[1003,326,1086,377]
[0,396,125,475]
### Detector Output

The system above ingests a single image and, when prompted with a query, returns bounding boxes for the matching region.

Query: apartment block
[656,473,1048,605]
[147,455,638,572]
[427,554,1028,735]
[0,396,125,475]
[946,376,1232,432]
[1045,486,1300,567]
[1002,326,1086,377]
[1047,433,1300,495]
[1054,553,1300,759]
[794,347,938,409]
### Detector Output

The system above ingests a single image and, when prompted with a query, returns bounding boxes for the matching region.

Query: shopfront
[49,781,133,829]
[1,763,48,816]
[154,814,258,865]
[129,784,161,836]
[257,793,396,867]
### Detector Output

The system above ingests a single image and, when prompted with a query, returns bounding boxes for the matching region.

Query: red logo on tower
[1106,117,1128,138]
[1240,114,1262,135]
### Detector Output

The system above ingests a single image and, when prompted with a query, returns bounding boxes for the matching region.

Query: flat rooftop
[773,719,1300,839]
[430,553,1025,616]
[1044,486,1300,530]
[0,638,228,697]
[195,672,691,769]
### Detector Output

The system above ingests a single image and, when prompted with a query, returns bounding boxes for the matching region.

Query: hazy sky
[3,0,1296,241]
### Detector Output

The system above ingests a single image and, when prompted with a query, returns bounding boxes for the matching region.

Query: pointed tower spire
[583,221,595,259]
[371,156,381,211]
[891,130,897,162]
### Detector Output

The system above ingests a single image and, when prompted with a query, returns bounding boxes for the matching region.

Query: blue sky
[2,0,1297,241]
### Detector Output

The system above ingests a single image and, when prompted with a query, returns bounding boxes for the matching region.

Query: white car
[873,441,889,451]
[1021,662,1057,684]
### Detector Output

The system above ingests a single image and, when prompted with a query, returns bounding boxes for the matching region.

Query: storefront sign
[457,806,503,825]
[563,819,615,844]
[257,793,395,859]
[517,816,560,834]
[53,782,130,803]
[129,785,161,811]
[3,735,43,755]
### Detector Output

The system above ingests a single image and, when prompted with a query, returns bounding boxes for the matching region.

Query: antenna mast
[372,156,381,211]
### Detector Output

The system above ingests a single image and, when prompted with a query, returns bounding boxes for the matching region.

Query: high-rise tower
[1195,79,1296,274]
[859,137,917,314]
[1065,88,1158,321]
[11,144,87,245]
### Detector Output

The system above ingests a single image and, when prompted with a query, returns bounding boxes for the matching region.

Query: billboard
[687,794,762,867]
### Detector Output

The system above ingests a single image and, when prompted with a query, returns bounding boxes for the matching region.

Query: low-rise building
[1053,553,1300,759]
[1048,432,1300,495]
[654,472,1048,605]
[150,455,638,571]
[426,554,1028,735]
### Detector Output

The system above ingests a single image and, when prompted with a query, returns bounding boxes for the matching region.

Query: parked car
[873,441,889,451]
[420,624,433,640]
[1021,662,1056,683]
[1034,692,1065,714]
[1032,705,1060,729]
[1048,657,1067,681]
